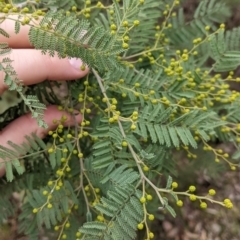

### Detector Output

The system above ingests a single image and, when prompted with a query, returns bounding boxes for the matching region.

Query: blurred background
[154,1,240,239]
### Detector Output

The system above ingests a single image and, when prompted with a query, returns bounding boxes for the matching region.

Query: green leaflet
[165,204,177,218]
[100,164,139,186]
[209,29,226,60]
[0,28,10,38]
[166,175,173,189]
[226,26,240,50]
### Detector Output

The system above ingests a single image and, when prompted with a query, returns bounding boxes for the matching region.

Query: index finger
[0,14,36,48]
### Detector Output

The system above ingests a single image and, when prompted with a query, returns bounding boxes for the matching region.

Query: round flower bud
[176,200,183,207]
[43,190,48,196]
[65,222,70,228]
[171,182,178,189]
[137,223,144,230]
[47,203,53,209]
[140,197,146,203]
[133,20,140,26]
[146,194,152,201]
[122,43,129,49]
[54,226,59,231]
[189,185,196,192]
[149,232,154,239]
[189,194,197,201]
[148,214,154,221]
[200,202,207,209]
[208,189,216,196]
[143,166,149,172]
[33,208,38,213]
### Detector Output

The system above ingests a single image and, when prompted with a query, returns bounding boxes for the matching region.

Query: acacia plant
[0,0,239,239]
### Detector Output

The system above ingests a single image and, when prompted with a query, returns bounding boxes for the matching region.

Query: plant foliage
[0,0,239,239]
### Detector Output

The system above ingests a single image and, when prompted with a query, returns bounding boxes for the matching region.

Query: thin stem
[122,47,164,60]
[70,87,90,213]
[93,68,166,207]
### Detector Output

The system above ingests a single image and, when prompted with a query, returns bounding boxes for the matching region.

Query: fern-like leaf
[80,186,143,240]
[28,11,124,72]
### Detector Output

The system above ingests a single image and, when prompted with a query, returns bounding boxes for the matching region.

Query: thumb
[0,49,89,94]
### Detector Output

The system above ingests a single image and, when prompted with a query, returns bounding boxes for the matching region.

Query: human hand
[0,17,88,177]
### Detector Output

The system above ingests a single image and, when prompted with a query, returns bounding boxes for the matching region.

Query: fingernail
[69,58,83,71]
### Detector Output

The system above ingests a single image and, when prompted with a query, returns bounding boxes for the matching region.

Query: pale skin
[0,18,89,177]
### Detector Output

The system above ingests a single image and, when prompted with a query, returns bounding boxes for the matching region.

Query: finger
[0,15,37,48]
[0,105,81,177]
[0,49,88,94]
